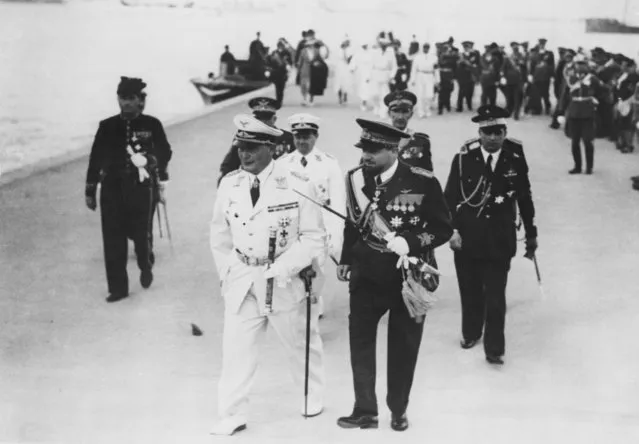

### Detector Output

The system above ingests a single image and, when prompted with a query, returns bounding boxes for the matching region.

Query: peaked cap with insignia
[288,113,320,133]
[354,118,410,151]
[471,105,509,128]
[233,113,283,145]
[248,97,280,117]
[384,90,417,111]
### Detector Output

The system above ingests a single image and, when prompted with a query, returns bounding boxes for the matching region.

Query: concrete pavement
[1,86,639,444]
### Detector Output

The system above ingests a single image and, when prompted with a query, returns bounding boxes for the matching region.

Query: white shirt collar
[480,146,501,170]
[248,159,275,185]
[377,158,399,184]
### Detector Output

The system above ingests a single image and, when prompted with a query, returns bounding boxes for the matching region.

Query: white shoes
[210,416,247,436]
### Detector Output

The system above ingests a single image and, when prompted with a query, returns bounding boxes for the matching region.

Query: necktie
[250,177,260,206]
[300,156,308,167]
[485,154,494,177]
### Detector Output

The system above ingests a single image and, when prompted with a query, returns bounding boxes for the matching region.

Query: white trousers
[217,287,325,420]
[414,73,436,116]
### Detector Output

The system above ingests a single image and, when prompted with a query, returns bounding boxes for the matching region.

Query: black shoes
[140,269,153,289]
[391,413,409,431]
[585,168,593,175]
[568,168,582,174]
[486,354,504,365]
[106,292,129,303]
[460,338,480,349]
[337,413,379,429]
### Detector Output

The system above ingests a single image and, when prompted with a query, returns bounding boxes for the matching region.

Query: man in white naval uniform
[410,43,440,118]
[350,43,374,111]
[370,39,398,118]
[278,113,346,318]
[210,114,326,435]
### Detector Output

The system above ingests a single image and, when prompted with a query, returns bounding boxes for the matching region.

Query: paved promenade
[1,85,638,444]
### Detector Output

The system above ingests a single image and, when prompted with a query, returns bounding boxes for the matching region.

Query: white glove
[396,255,418,269]
[557,115,566,125]
[137,168,150,182]
[385,234,410,256]
[130,153,148,168]
[499,77,507,85]
[263,262,291,287]
[527,75,533,83]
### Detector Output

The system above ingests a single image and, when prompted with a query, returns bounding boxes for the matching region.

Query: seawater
[1,0,637,174]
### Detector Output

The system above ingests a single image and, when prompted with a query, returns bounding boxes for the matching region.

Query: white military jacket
[210,160,325,314]
[277,148,346,260]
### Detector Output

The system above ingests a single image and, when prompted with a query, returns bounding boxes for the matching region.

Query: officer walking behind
[278,113,346,317]
[209,114,326,436]
[336,119,452,431]
[85,77,172,303]
[456,41,480,112]
[444,105,538,365]
[556,54,605,175]
[267,39,293,108]
[218,97,294,184]
[528,38,555,115]
[383,91,434,172]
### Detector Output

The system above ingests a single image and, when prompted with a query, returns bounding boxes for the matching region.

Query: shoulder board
[410,166,434,178]
[461,138,480,154]
[324,152,336,160]
[224,169,242,178]
[290,170,309,182]
[506,137,522,146]
[413,132,430,140]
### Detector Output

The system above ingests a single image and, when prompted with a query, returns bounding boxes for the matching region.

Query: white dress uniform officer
[278,113,346,318]
[210,114,327,435]
[370,39,398,118]
[410,43,440,118]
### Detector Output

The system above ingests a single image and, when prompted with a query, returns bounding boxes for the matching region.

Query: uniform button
[242,223,246,226]
[486,215,491,219]
[249,233,253,236]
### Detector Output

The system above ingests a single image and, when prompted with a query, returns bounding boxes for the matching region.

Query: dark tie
[250,177,260,206]
[300,156,308,167]
[485,154,494,177]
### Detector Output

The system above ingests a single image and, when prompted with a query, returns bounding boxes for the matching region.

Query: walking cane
[300,266,317,419]
[532,254,545,299]
[156,205,164,239]
[161,201,173,254]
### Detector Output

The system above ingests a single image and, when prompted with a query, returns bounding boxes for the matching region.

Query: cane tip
[191,323,203,336]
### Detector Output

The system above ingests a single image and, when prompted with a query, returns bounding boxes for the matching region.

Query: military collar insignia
[315,154,322,162]
[275,176,288,189]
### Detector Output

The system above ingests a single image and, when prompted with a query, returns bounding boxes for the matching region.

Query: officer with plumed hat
[383,90,434,171]
[278,113,346,318]
[85,76,173,303]
[218,97,295,184]
[337,118,452,431]
[210,113,327,435]
[444,105,538,365]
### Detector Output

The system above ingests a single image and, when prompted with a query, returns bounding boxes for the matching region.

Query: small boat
[585,18,639,34]
[190,59,271,105]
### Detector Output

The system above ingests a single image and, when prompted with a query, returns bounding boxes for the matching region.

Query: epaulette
[506,137,522,145]
[461,138,480,154]
[224,169,242,178]
[410,166,434,178]
[290,170,309,182]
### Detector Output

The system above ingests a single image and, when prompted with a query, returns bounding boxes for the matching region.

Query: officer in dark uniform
[444,105,538,365]
[383,90,433,171]
[594,49,622,140]
[528,38,555,115]
[85,77,173,302]
[437,42,458,114]
[456,41,480,112]
[391,40,411,93]
[500,42,527,119]
[557,54,605,174]
[217,97,295,184]
[337,119,452,431]
[480,43,502,107]
[550,49,576,129]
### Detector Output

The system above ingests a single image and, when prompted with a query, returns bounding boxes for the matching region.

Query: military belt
[235,248,280,266]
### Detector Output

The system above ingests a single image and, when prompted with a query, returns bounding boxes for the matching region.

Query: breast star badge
[495,195,504,204]
[390,216,403,228]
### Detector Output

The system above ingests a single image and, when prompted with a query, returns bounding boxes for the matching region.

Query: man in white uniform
[210,114,326,435]
[370,39,398,118]
[278,113,346,318]
[410,43,440,118]
[350,43,374,111]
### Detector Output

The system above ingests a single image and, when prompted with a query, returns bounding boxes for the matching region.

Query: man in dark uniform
[613,56,639,153]
[594,49,622,140]
[85,77,173,302]
[528,38,555,115]
[337,119,452,431]
[480,43,502,107]
[500,42,527,119]
[391,40,411,93]
[248,31,267,80]
[557,54,605,174]
[456,41,480,112]
[217,97,295,184]
[437,42,457,114]
[383,90,433,171]
[550,49,576,129]
[267,39,293,107]
[444,105,538,365]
